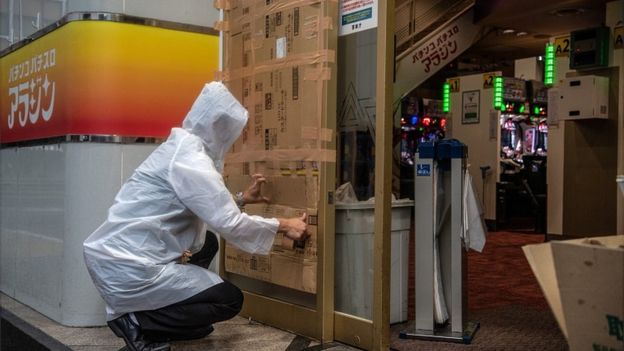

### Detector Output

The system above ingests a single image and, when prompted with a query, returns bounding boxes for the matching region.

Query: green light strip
[544,43,555,85]
[493,76,504,110]
[442,82,450,113]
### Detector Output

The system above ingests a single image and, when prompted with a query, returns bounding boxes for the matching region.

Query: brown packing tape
[301,127,333,142]
[221,50,335,82]
[321,17,334,30]
[213,0,231,10]
[225,0,321,28]
[225,149,336,163]
[320,127,333,142]
[214,20,230,32]
[214,71,226,81]
[303,67,331,81]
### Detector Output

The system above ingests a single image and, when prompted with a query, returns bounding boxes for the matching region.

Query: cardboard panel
[224,205,318,293]
[222,0,334,295]
[524,236,624,351]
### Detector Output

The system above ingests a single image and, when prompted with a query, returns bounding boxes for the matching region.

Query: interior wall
[562,69,619,237]
[546,56,572,236]
[449,72,499,221]
[606,0,623,234]
[548,0,624,236]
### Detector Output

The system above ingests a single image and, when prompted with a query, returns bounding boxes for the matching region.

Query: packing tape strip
[321,17,334,30]
[303,67,331,81]
[225,0,336,32]
[226,149,336,163]
[301,127,333,142]
[214,20,230,32]
[221,49,335,81]
[213,0,231,10]
[214,70,226,81]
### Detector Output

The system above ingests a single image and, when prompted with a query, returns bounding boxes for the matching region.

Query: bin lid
[336,200,414,210]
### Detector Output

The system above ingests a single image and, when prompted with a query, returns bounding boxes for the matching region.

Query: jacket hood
[182,82,247,171]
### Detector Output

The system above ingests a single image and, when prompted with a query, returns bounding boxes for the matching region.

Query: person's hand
[278,213,308,241]
[179,250,192,264]
[242,174,270,205]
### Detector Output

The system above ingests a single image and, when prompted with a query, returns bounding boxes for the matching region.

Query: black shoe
[107,314,171,351]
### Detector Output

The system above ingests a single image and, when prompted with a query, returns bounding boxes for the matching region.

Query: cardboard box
[224,204,318,293]
[225,174,319,209]
[523,236,624,351]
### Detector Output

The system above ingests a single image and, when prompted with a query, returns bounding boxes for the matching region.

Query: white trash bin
[335,201,413,323]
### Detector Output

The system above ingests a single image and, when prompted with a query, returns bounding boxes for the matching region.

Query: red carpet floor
[466,231,549,310]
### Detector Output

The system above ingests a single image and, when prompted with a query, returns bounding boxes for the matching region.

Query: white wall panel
[12,145,65,322]
[0,142,159,326]
[0,149,19,296]
[62,143,123,326]
[450,73,499,220]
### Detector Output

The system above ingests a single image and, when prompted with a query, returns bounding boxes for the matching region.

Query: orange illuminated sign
[1,20,219,144]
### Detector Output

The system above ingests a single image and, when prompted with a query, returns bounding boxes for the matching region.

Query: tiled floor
[0,293,354,351]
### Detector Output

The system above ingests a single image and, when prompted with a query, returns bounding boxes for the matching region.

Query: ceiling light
[516,31,528,37]
[550,8,585,17]
[502,28,515,34]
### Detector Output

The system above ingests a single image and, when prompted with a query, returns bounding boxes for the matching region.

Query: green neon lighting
[544,43,556,85]
[519,104,526,113]
[493,76,504,110]
[533,106,540,115]
[442,82,450,113]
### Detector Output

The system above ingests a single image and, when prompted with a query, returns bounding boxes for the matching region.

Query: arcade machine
[496,78,548,231]
[399,96,447,199]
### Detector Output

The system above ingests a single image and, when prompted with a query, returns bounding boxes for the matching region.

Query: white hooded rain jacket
[83,82,278,320]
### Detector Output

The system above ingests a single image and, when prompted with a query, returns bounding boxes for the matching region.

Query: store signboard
[339,0,377,36]
[394,9,479,100]
[462,90,479,124]
[553,35,570,57]
[1,20,218,144]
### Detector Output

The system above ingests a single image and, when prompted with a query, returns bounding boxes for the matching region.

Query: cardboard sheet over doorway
[217,0,335,294]
[523,236,624,351]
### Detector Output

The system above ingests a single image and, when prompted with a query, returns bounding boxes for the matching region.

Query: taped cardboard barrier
[301,126,333,142]
[213,0,231,10]
[224,205,319,293]
[225,174,319,209]
[321,16,334,30]
[222,50,335,81]
[225,149,335,163]
[229,0,323,19]
[214,20,229,32]
[225,64,326,152]
[223,0,334,295]
[228,5,332,67]
[303,67,331,81]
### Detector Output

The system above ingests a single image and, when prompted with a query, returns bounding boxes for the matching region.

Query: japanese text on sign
[6,48,56,129]
[411,25,459,73]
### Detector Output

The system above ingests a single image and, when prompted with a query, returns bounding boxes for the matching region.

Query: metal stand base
[399,321,480,344]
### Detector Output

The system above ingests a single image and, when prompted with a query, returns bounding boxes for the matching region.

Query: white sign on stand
[339,0,378,36]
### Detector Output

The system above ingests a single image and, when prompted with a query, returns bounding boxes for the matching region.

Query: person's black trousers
[134,232,244,342]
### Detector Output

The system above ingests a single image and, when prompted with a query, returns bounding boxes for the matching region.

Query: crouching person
[83,82,308,351]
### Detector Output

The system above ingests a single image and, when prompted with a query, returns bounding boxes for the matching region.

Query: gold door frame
[219,1,395,348]
[333,1,395,350]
